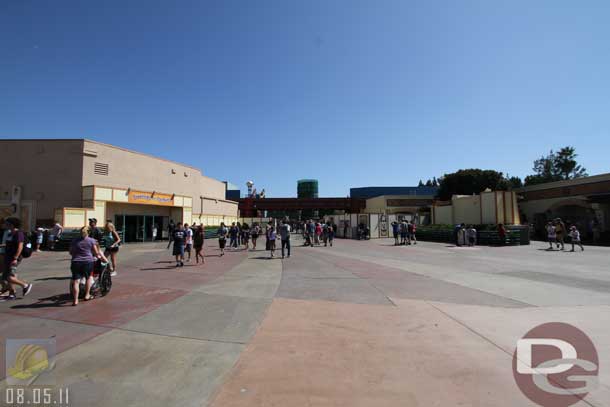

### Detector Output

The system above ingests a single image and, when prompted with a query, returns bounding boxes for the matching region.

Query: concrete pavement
[1,236,609,406]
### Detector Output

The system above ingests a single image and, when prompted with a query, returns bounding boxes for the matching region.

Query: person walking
[184,223,193,262]
[103,221,121,277]
[391,221,399,245]
[267,223,277,258]
[307,220,315,245]
[217,222,228,256]
[236,222,242,246]
[167,220,176,249]
[34,227,44,252]
[569,225,584,252]
[229,222,239,249]
[322,223,329,246]
[409,221,417,245]
[327,222,334,247]
[279,220,291,259]
[555,218,566,250]
[314,222,322,246]
[546,221,556,250]
[251,223,260,250]
[172,223,186,267]
[88,218,103,245]
[467,225,477,247]
[194,225,205,263]
[48,222,63,250]
[400,220,408,245]
[241,223,250,249]
[1,218,33,301]
[69,226,107,306]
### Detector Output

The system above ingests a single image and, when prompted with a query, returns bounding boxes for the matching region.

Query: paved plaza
[1,236,609,406]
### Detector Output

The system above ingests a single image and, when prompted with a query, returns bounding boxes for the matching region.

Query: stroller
[69,259,112,299]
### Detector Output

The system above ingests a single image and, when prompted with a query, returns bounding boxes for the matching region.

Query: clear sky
[2,0,609,197]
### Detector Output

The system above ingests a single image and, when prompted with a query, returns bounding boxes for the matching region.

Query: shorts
[218,238,226,249]
[548,237,556,242]
[36,235,44,244]
[185,243,192,253]
[251,234,259,239]
[409,233,416,239]
[105,246,119,253]
[71,261,93,280]
[468,237,475,244]
[393,232,398,238]
[173,244,185,256]
[268,240,276,250]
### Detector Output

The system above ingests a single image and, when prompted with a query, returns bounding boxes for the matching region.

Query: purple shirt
[70,237,97,263]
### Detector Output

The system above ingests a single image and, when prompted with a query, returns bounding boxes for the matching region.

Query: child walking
[569,226,584,252]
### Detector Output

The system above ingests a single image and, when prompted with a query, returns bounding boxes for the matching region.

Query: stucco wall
[452,195,481,225]
[433,205,453,224]
[0,139,84,222]
[82,140,227,201]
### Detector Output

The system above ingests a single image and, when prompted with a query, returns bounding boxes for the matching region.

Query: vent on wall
[94,162,109,176]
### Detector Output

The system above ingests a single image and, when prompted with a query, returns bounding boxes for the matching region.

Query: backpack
[21,232,33,258]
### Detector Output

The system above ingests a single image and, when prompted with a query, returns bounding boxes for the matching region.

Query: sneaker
[180,261,184,267]
[23,284,33,297]
[110,271,117,277]
[6,295,17,301]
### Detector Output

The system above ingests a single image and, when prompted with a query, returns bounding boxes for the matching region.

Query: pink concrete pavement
[210,297,540,407]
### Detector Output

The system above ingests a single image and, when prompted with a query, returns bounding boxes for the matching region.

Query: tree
[432,177,439,187]
[524,146,587,186]
[418,180,424,187]
[555,146,587,180]
[436,169,510,201]
[507,176,523,189]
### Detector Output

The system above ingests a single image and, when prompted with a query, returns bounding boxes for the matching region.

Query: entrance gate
[114,215,169,243]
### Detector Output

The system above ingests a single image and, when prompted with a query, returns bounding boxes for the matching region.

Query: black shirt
[89,227,103,243]
[173,230,185,246]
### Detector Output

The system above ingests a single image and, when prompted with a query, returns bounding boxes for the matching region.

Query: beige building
[363,195,435,224]
[515,173,610,242]
[432,190,520,226]
[0,139,238,241]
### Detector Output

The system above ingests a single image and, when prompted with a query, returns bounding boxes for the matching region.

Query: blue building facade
[350,186,438,199]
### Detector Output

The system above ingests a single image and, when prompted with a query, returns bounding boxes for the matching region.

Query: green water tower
[297,179,319,198]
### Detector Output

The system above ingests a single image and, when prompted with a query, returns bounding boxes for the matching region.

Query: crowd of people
[1,213,590,304]
[391,220,417,246]
[546,218,585,252]
[300,220,335,248]
[0,217,122,305]
[166,218,296,261]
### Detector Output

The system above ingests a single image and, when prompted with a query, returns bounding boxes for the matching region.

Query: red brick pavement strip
[0,244,250,379]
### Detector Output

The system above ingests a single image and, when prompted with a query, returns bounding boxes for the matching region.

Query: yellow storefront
[54,185,237,242]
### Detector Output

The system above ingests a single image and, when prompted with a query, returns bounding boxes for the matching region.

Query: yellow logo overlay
[6,339,56,385]
[8,344,50,380]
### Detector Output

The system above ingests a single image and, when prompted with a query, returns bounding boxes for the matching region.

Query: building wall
[0,139,85,223]
[452,195,481,225]
[82,140,228,202]
[432,191,520,225]
[363,195,434,214]
[433,205,453,224]
[351,186,438,199]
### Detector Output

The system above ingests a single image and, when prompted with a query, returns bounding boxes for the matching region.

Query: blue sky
[2,0,609,197]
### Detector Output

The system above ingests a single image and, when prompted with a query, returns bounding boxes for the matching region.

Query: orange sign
[128,190,174,206]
